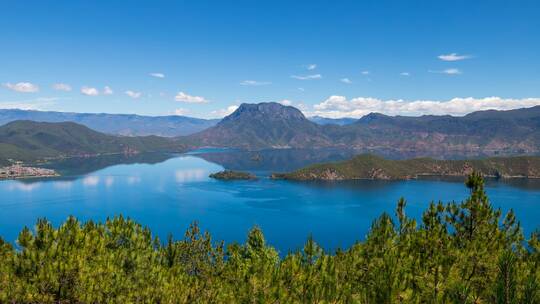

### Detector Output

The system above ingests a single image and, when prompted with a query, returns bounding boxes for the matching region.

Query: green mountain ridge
[0,120,184,164]
[272,154,540,180]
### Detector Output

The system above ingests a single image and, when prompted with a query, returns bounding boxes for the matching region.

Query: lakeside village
[0,161,58,180]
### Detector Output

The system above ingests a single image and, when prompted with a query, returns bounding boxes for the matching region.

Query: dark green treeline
[0,173,538,303]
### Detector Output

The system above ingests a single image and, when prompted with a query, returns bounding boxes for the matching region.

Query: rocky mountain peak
[221,102,307,123]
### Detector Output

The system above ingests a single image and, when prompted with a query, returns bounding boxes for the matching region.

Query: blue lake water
[1,151,539,254]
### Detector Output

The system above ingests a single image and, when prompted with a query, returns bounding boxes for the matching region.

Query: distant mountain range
[0,109,219,137]
[0,109,355,137]
[0,120,184,164]
[1,103,539,164]
[308,116,357,125]
[185,102,540,155]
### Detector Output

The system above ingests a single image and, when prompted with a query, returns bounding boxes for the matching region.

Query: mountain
[183,103,540,155]
[0,109,218,136]
[0,120,184,164]
[308,116,357,125]
[186,102,332,149]
[272,154,540,180]
[330,106,540,153]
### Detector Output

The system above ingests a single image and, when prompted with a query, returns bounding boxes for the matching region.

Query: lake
[1,150,539,254]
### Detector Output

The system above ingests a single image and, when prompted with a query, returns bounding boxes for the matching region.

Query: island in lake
[271,154,540,181]
[0,163,58,179]
[209,170,257,180]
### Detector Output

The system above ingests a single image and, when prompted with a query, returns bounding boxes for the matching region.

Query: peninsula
[271,154,540,181]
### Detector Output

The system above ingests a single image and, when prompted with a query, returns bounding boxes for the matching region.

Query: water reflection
[0,152,538,254]
[175,169,207,183]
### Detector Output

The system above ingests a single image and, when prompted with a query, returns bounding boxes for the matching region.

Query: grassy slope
[274,154,540,180]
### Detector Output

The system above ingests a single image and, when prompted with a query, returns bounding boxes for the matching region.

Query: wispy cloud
[209,105,239,118]
[2,82,39,93]
[429,68,462,75]
[291,74,322,80]
[438,53,471,61]
[175,91,209,103]
[149,72,165,78]
[361,71,370,75]
[400,72,410,76]
[103,86,113,95]
[340,78,352,84]
[174,108,190,116]
[306,64,317,70]
[240,80,271,86]
[81,86,99,96]
[52,83,72,91]
[308,96,540,118]
[125,90,142,99]
[0,97,58,110]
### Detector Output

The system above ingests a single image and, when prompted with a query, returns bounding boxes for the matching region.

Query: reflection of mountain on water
[194,149,361,172]
[194,149,353,172]
[40,153,175,179]
[193,148,505,173]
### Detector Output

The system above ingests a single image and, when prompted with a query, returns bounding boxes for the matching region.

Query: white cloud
[210,105,239,118]
[361,71,370,75]
[443,68,461,75]
[340,78,352,84]
[0,97,58,110]
[175,91,209,103]
[240,80,271,86]
[430,68,462,75]
[298,87,305,92]
[291,74,322,80]
[125,90,142,99]
[149,72,165,78]
[103,86,113,95]
[438,53,471,61]
[52,83,72,91]
[400,72,410,76]
[81,86,99,96]
[309,96,540,118]
[278,99,292,106]
[2,82,39,93]
[174,108,190,116]
[306,64,317,70]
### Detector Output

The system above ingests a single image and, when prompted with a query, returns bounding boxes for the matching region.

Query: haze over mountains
[0,109,219,137]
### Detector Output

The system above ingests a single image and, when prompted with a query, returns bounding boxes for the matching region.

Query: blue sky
[1,0,539,118]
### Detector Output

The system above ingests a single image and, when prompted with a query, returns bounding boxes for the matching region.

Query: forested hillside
[0,173,538,303]
[273,154,540,180]
[0,120,184,164]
